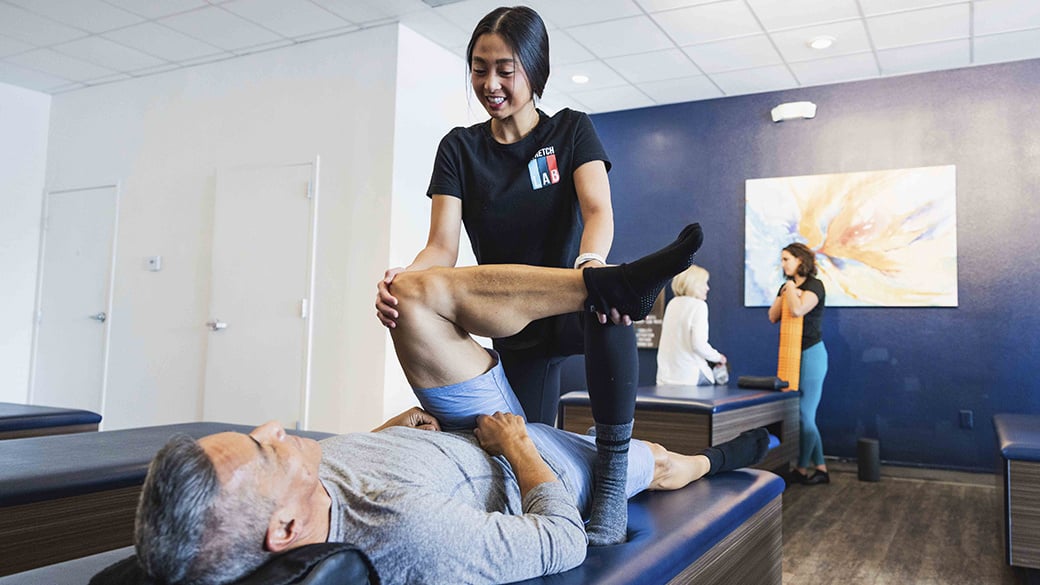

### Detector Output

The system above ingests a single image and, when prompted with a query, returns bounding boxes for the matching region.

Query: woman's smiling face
[470,32,534,121]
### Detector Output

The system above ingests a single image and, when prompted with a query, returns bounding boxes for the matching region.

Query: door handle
[89,312,107,323]
[206,320,228,331]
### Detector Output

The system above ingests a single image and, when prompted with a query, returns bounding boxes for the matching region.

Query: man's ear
[265,512,298,553]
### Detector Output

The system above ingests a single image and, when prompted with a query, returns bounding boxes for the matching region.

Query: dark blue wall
[588,59,1040,472]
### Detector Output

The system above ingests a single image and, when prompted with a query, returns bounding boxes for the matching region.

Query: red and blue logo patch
[528,146,560,190]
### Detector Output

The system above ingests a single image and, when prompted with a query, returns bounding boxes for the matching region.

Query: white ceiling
[1,0,1039,113]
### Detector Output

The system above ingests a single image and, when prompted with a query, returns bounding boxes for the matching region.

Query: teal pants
[798,341,828,468]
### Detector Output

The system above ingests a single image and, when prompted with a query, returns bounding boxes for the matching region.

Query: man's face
[199,421,324,505]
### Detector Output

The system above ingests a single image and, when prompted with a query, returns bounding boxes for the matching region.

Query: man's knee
[393,269,452,315]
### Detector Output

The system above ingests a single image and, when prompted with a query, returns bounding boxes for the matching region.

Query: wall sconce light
[771,101,817,122]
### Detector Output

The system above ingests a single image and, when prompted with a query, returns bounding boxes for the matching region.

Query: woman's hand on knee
[376,267,405,327]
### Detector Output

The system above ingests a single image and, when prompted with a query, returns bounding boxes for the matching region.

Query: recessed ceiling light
[808,35,836,50]
[571,74,590,84]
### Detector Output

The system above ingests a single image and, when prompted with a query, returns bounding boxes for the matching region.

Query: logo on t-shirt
[527,146,560,190]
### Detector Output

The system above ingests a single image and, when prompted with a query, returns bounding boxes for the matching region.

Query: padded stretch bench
[994,413,1040,569]
[0,422,333,577]
[0,402,102,440]
[559,384,800,473]
[0,469,784,585]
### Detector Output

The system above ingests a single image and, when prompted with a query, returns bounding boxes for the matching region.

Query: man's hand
[372,407,441,432]
[474,411,530,457]
[474,412,558,497]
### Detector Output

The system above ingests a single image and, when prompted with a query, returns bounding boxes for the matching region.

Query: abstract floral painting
[745,165,957,307]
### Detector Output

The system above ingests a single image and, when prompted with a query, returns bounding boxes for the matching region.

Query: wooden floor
[782,464,1025,585]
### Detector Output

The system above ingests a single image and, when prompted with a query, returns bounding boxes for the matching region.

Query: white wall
[0,82,50,404]
[382,26,483,419]
[44,24,465,433]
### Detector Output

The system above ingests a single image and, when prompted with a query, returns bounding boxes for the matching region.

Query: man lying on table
[135,224,768,585]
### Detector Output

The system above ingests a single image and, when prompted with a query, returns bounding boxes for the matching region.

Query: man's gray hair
[135,434,276,585]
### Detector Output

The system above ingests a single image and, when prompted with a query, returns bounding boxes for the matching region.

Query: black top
[777,276,826,350]
[427,108,610,350]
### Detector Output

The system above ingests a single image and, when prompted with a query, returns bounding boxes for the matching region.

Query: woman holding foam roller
[768,242,828,485]
[375,6,703,544]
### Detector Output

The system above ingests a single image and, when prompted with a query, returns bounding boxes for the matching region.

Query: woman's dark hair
[466,6,550,98]
[783,242,818,278]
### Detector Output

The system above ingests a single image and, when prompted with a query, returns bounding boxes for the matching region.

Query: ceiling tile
[877,39,969,75]
[48,81,87,93]
[0,3,86,45]
[6,0,143,33]
[974,29,1040,65]
[652,0,762,46]
[102,0,209,19]
[290,25,361,43]
[103,22,225,62]
[222,0,351,38]
[53,36,167,72]
[605,48,701,83]
[709,63,797,95]
[569,83,654,113]
[548,30,594,66]
[399,10,469,48]
[859,0,964,16]
[308,0,388,25]
[160,6,284,51]
[789,52,878,86]
[639,74,723,104]
[567,16,675,58]
[82,72,132,85]
[770,19,871,63]
[128,63,184,77]
[867,4,969,49]
[0,60,71,90]
[974,0,1040,35]
[6,48,117,81]
[550,59,629,93]
[229,39,294,56]
[635,0,719,13]
[746,0,861,31]
[682,34,781,73]
[0,34,33,58]
[432,0,510,31]
[525,0,643,29]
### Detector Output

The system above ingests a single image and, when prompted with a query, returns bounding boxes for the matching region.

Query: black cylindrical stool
[857,438,881,482]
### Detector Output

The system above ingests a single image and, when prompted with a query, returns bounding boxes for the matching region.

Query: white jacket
[656,296,723,386]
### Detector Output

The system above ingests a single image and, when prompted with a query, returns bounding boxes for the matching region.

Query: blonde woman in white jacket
[656,265,727,385]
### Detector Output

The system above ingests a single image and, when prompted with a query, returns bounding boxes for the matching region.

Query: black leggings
[497,315,637,426]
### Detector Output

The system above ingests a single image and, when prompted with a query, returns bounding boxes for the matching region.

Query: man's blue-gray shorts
[413,349,654,515]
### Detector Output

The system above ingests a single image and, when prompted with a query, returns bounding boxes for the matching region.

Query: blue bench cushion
[513,469,784,584]
[0,423,333,507]
[0,402,101,431]
[994,414,1040,462]
[3,470,782,585]
[560,384,798,415]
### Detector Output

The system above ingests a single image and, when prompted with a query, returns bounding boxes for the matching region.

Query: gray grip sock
[585,420,633,546]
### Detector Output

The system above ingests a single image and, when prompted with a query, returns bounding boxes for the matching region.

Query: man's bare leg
[646,428,772,491]
[389,265,586,390]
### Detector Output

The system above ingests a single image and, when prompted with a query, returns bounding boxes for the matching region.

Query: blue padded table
[0,402,102,440]
[0,470,784,585]
[0,422,333,577]
[559,384,800,473]
[515,469,784,585]
[994,413,1040,570]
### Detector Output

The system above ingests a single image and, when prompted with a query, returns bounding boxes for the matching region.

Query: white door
[203,162,316,429]
[30,185,119,413]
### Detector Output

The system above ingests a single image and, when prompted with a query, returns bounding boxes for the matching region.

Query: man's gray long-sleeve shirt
[319,426,587,585]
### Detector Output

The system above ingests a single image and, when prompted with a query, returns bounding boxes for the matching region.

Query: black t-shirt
[427,108,610,351]
[776,276,826,350]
